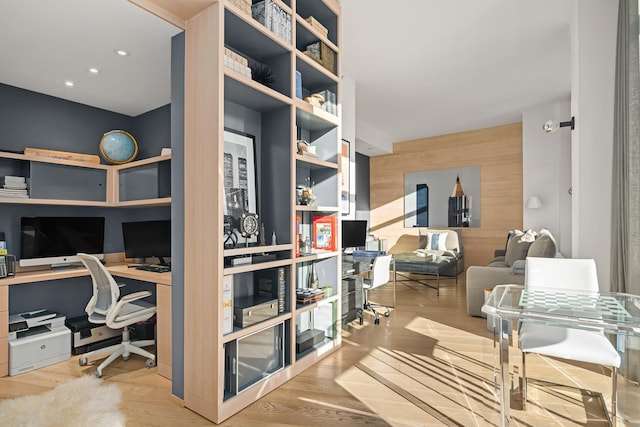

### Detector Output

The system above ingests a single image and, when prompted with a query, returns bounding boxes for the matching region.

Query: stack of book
[252,0,292,44]
[0,176,28,198]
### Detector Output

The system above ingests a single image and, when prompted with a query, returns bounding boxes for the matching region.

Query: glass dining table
[482,284,640,427]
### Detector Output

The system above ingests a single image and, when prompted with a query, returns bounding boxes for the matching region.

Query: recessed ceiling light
[89,67,99,74]
[65,80,74,87]
[115,49,129,57]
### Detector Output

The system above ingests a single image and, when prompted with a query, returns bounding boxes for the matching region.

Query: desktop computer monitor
[122,219,171,264]
[19,216,105,268]
[341,220,367,252]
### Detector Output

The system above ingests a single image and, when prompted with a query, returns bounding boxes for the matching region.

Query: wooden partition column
[369,122,523,269]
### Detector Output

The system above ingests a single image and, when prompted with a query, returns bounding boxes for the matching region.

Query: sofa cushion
[527,228,558,257]
[419,230,454,251]
[504,229,536,267]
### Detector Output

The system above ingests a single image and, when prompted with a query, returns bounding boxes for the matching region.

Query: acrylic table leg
[499,316,510,426]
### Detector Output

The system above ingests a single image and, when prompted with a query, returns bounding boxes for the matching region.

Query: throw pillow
[429,232,448,250]
[418,231,449,250]
[504,229,536,267]
[527,228,558,258]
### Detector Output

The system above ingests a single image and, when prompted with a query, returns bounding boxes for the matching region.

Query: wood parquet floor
[1,274,636,426]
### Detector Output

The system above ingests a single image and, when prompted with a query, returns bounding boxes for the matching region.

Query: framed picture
[223,128,258,246]
[341,139,350,214]
[313,215,337,251]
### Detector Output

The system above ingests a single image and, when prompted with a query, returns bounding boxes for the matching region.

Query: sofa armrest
[465,266,525,317]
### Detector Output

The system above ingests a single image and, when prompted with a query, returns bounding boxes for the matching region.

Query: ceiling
[0,0,574,156]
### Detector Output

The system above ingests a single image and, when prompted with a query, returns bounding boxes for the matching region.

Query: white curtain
[611,0,640,294]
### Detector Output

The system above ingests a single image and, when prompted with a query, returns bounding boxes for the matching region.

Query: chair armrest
[120,291,152,304]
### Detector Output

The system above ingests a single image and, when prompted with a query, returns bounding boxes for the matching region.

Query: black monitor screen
[122,220,171,261]
[341,220,368,249]
[20,217,105,260]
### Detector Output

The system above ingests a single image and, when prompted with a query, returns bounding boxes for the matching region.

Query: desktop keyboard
[135,264,171,273]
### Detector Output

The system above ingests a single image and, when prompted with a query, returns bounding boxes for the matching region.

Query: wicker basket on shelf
[304,41,335,74]
[305,16,328,37]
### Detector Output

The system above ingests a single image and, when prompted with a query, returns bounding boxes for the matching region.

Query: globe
[99,130,138,164]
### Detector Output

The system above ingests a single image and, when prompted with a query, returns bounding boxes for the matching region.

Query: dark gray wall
[0,83,170,162]
[355,152,370,226]
[170,32,186,398]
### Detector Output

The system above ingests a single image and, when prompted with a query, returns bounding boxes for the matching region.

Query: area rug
[0,375,125,427]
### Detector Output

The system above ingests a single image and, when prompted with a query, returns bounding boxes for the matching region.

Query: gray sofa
[466,229,559,317]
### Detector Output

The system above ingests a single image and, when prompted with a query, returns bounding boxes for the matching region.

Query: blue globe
[99,130,138,164]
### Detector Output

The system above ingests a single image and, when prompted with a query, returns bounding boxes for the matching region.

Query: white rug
[0,375,125,427]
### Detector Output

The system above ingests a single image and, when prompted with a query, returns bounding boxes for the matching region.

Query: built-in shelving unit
[183,0,340,423]
[0,150,171,207]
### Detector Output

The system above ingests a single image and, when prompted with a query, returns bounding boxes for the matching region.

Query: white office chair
[361,254,393,325]
[77,253,157,377]
[519,257,621,425]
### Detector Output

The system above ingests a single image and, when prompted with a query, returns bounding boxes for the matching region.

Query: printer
[8,309,71,376]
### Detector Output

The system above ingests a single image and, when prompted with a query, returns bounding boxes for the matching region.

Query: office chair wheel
[384,311,390,317]
[146,358,156,369]
[79,357,88,366]
[93,370,102,378]
[374,317,380,325]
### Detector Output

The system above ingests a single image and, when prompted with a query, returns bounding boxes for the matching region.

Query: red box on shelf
[312,215,336,251]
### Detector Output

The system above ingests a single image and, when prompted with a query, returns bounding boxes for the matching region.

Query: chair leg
[522,351,527,411]
[611,366,617,427]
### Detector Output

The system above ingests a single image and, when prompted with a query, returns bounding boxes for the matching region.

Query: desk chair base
[361,302,390,325]
[79,327,156,378]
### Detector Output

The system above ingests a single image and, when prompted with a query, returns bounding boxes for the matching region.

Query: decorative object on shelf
[313,215,337,251]
[224,129,258,246]
[250,62,276,88]
[304,41,336,74]
[240,212,259,247]
[316,90,337,115]
[322,286,333,297]
[224,215,238,248]
[341,139,350,214]
[305,16,328,37]
[24,147,100,164]
[297,183,316,206]
[271,230,277,245]
[259,223,266,246]
[99,130,138,164]
[295,70,302,99]
[304,93,325,108]
[307,263,319,289]
[296,287,324,304]
[301,236,312,254]
[296,140,317,157]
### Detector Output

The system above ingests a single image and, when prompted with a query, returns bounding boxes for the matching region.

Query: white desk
[0,261,172,379]
[482,285,640,426]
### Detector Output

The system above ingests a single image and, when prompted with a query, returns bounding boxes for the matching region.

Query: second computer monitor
[122,219,171,264]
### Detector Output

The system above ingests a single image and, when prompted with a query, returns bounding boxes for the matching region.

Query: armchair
[77,253,157,377]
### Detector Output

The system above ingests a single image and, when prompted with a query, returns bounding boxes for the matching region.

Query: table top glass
[482,284,640,335]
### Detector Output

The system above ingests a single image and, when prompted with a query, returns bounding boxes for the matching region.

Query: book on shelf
[223,276,234,334]
[256,267,286,313]
[312,215,337,252]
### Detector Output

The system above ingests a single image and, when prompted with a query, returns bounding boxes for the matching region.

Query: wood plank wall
[369,122,523,269]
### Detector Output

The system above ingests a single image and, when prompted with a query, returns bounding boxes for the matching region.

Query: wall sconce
[543,116,575,133]
[526,196,543,209]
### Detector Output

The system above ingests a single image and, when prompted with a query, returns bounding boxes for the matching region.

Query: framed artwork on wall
[223,128,258,246]
[341,139,350,215]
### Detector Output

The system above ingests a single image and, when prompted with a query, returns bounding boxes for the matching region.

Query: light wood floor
[1,275,634,426]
